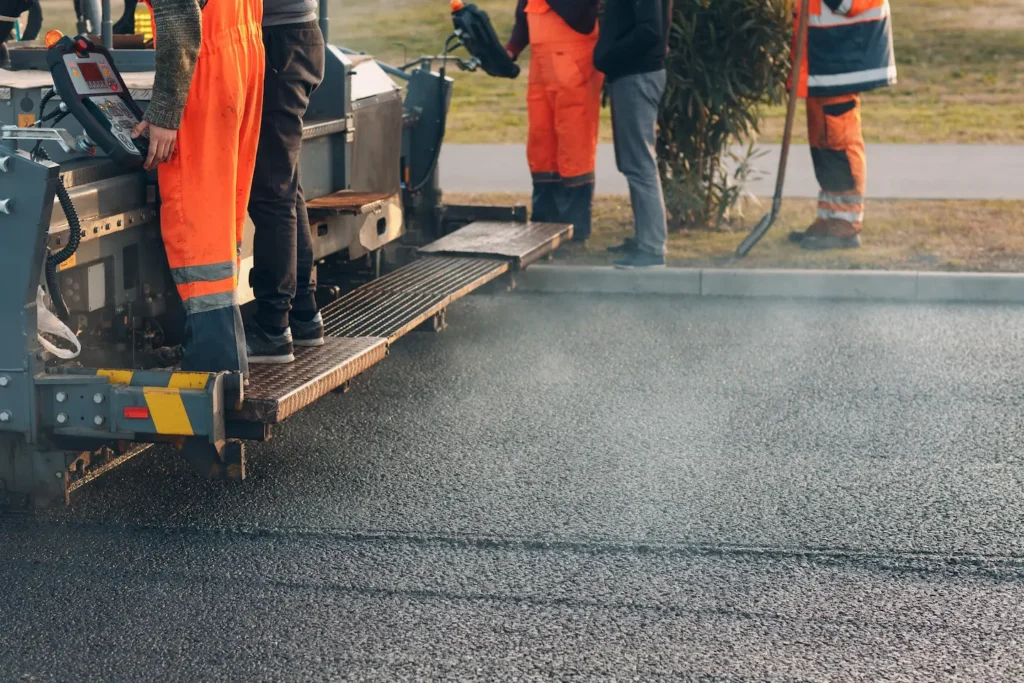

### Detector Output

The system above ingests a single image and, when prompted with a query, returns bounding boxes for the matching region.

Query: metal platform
[321,256,509,341]
[418,221,573,269]
[306,190,396,218]
[236,337,388,424]
[227,220,563,426]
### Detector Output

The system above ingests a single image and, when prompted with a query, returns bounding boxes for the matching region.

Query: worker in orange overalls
[133,0,264,375]
[506,0,601,242]
[788,0,897,251]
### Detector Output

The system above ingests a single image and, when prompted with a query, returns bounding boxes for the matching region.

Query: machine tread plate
[236,337,388,424]
[306,190,395,218]
[417,221,573,269]
[302,117,350,141]
[321,256,509,342]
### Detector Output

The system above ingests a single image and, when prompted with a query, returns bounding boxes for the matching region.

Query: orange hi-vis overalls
[525,0,602,198]
[158,0,265,374]
[794,0,896,238]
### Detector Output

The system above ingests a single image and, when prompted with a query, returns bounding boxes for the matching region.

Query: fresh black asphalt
[3,294,1024,680]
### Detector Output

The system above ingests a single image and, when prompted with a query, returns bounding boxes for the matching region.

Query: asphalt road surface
[3,294,1024,681]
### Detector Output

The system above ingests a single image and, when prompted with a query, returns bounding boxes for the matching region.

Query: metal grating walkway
[237,337,388,424]
[321,256,510,342]
[418,221,573,269]
[230,219,569,426]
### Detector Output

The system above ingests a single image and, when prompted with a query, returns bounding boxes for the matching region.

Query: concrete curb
[515,265,1024,304]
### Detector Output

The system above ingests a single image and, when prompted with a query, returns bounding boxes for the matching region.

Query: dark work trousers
[248,21,325,331]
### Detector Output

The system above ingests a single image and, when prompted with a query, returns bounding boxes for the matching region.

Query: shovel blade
[736,212,775,258]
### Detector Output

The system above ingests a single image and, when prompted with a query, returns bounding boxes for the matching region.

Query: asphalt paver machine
[0,2,571,508]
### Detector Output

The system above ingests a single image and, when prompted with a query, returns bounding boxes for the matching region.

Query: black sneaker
[292,311,325,348]
[244,320,295,364]
[607,237,637,254]
[614,250,666,270]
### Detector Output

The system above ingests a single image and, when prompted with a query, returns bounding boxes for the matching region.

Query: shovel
[736,0,811,258]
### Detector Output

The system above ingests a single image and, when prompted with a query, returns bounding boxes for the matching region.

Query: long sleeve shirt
[144,0,204,130]
[506,0,599,58]
[593,0,671,82]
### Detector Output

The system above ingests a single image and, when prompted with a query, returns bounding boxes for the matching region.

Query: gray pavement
[441,143,1024,200]
[4,294,1024,680]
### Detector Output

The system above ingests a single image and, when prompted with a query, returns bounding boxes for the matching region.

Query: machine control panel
[65,53,122,95]
[47,37,148,166]
[86,96,140,154]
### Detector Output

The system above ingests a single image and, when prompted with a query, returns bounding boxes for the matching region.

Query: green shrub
[658,0,792,230]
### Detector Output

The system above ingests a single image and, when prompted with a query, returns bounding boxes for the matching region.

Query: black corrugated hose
[34,146,80,322]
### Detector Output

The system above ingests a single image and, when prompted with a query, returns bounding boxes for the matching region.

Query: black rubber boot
[557,181,595,242]
[531,181,560,223]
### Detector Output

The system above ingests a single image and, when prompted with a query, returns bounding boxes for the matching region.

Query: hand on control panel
[132,120,177,170]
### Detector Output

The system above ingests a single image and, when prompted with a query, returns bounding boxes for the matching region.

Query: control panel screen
[78,61,104,86]
[64,54,120,95]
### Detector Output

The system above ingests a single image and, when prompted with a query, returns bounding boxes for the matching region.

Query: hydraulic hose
[34,148,80,322]
[407,37,456,195]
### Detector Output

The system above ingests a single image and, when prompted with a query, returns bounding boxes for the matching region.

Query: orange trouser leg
[525,11,602,235]
[526,42,560,222]
[807,93,866,236]
[158,0,264,374]
[525,15,602,185]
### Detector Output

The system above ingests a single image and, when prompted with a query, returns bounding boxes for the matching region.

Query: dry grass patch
[445,192,1024,272]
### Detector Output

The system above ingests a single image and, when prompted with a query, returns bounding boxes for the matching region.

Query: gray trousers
[609,70,669,257]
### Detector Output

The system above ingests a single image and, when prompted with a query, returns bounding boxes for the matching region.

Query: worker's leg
[802,93,866,250]
[525,39,560,223]
[159,52,251,374]
[237,34,265,281]
[608,71,668,262]
[551,42,602,242]
[293,177,317,319]
[247,22,325,337]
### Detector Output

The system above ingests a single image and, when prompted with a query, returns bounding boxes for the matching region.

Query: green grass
[333,0,1024,145]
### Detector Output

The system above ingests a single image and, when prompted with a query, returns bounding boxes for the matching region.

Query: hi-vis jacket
[795,0,897,98]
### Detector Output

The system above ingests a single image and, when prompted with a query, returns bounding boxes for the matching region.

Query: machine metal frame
[0,2,567,510]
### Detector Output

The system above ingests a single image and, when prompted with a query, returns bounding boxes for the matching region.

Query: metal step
[236,337,388,424]
[321,256,509,342]
[233,220,566,425]
[418,221,573,269]
[306,190,396,218]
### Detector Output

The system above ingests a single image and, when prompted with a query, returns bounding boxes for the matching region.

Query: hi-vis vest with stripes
[796,0,897,98]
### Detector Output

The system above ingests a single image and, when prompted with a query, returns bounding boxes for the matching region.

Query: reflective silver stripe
[818,207,864,224]
[808,65,897,89]
[181,291,237,315]
[809,2,888,26]
[563,172,596,187]
[819,192,865,207]
[170,261,236,286]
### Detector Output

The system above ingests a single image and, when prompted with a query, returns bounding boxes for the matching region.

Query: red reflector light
[123,406,150,420]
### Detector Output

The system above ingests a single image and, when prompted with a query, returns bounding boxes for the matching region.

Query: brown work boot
[800,219,861,250]
[801,234,862,250]
[788,219,830,244]
[798,218,864,249]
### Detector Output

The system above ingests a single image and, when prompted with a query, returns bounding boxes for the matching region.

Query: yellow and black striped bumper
[37,369,239,443]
